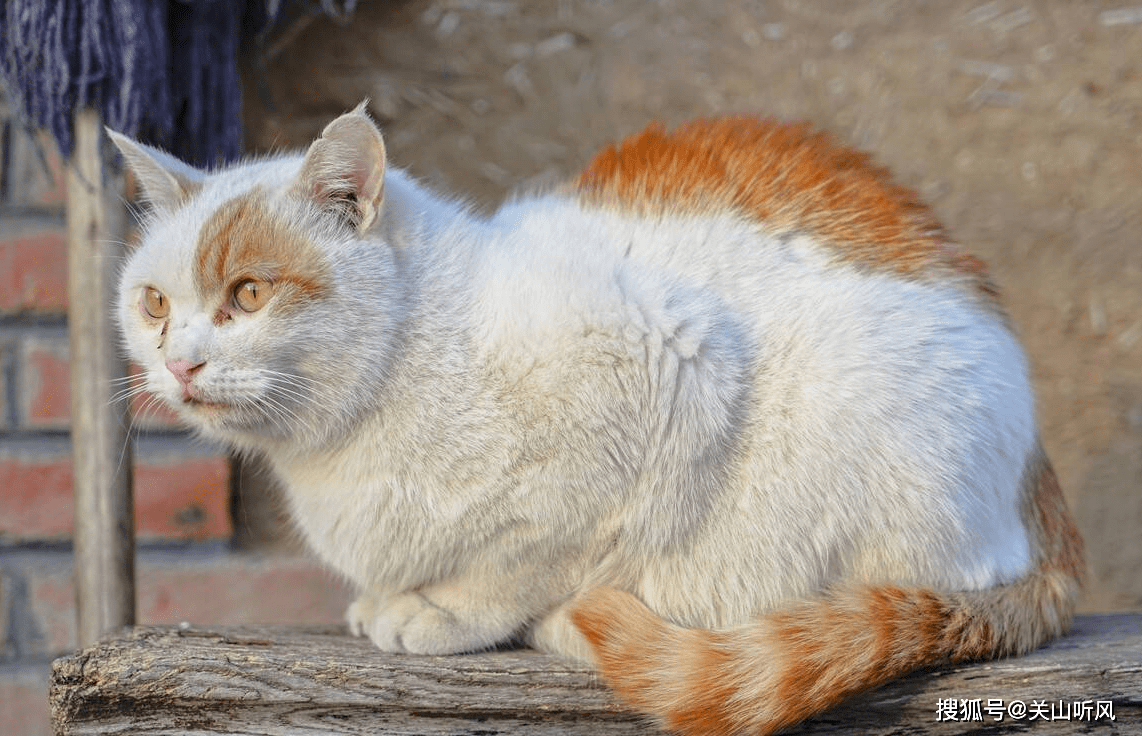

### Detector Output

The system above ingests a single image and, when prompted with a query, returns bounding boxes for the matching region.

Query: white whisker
[109,381,153,405]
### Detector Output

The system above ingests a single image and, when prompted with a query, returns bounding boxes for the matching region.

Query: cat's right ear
[106,130,204,211]
[294,104,387,233]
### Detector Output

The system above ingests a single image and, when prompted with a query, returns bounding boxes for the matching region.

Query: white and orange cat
[111,105,1083,735]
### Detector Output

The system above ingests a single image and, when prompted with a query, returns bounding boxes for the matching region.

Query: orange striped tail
[571,452,1083,736]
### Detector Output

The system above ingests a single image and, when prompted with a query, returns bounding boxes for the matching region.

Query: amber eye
[142,287,169,320]
[233,279,274,313]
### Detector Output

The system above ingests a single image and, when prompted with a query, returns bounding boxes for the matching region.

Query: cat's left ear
[294,103,386,233]
[106,130,204,211]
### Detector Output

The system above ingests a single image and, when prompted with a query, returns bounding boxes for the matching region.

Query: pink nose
[166,359,205,386]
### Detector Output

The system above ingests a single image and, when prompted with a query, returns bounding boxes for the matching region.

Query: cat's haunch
[112,106,1083,736]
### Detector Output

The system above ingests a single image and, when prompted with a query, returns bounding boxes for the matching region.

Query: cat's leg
[350,570,560,655]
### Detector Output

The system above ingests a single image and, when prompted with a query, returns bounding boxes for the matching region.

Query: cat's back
[477,115,1033,438]
[571,117,995,299]
[482,117,1009,361]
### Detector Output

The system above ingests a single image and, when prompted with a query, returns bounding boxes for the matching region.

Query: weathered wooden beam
[50,614,1141,735]
[67,107,136,647]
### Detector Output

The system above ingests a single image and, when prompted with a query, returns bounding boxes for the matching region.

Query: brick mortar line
[0,119,11,204]
[0,313,68,330]
[0,430,225,454]
[0,210,66,233]
[0,323,68,340]
[0,540,241,561]
[0,345,15,429]
[0,572,41,662]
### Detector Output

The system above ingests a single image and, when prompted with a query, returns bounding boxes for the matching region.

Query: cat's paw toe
[351,591,460,654]
[389,595,462,654]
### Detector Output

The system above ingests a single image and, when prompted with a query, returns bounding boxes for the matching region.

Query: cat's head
[113,106,402,451]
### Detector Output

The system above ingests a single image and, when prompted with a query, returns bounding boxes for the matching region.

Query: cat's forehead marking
[573,118,998,304]
[194,190,329,302]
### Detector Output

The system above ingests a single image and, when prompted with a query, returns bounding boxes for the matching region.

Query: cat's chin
[169,396,236,430]
[171,398,299,449]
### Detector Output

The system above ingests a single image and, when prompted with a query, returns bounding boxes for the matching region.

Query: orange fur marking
[573,590,742,735]
[572,588,673,710]
[195,192,330,309]
[575,117,998,301]
[1009,444,1085,649]
[1024,445,1085,584]
[763,586,958,733]
[663,636,739,736]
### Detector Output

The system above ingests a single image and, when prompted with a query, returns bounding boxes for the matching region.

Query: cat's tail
[570,447,1084,736]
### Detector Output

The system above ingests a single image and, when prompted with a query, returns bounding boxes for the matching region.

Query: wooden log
[50,614,1141,735]
[67,107,136,648]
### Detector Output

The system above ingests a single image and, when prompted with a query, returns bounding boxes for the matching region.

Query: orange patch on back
[195,192,329,309]
[575,117,998,301]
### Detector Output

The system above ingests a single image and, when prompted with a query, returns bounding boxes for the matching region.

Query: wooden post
[67,107,136,647]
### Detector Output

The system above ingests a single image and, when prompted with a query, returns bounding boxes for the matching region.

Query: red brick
[0,455,73,539]
[136,555,352,627]
[135,454,232,540]
[0,229,68,312]
[19,562,73,658]
[0,665,51,736]
[16,564,73,657]
[18,336,70,428]
[25,554,351,656]
[0,450,231,542]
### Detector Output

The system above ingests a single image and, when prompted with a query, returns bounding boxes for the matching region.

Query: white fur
[115,117,1035,660]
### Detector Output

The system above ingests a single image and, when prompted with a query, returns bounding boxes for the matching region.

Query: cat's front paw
[348,590,472,655]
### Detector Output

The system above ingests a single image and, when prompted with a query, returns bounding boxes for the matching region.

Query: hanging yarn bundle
[0,0,358,166]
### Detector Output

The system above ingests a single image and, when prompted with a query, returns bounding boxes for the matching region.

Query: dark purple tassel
[0,0,349,166]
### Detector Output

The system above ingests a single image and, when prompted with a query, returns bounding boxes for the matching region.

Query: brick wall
[0,98,351,736]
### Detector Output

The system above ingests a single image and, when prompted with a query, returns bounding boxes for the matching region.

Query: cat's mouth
[183,396,229,410]
[179,384,229,410]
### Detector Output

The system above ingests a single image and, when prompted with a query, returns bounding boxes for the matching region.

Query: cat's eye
[233,279,274,313]
[141,287,169,320]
